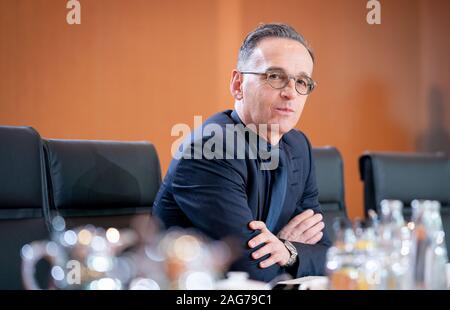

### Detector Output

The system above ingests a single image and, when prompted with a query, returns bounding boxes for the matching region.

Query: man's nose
[280,78,297,99]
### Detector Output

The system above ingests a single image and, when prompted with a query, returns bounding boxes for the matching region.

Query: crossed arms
[168,155,331,282]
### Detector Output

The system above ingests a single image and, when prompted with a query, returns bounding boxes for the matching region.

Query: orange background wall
[1,0,449,219]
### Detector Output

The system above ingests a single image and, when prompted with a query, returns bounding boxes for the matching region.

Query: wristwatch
[282,239,298,267]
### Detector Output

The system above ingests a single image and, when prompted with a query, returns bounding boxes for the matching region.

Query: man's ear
[230,69,243,100]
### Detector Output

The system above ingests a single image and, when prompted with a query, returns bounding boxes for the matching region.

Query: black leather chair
[359,152,450,254]
[312,146,347,242]
[43,139,162,229]
[0,126,51,289]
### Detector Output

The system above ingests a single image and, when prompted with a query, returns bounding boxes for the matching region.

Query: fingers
[259,255,279,268]
[249,220,268,232]
[247,221,290,268]
[278,210,325,243]
[248,220,272,249]
[248,232,270,248]
[305,231,323,244]
[281,209,314,233]
[279,212,323,241]
[302,221,325,241]
[251,244,272,259]
[259,244,290,268]
[295,213,323,236]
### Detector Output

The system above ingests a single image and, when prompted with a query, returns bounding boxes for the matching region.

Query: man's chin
[269,121,296,135]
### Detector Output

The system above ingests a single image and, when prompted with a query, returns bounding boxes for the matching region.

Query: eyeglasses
[240,69,317,95]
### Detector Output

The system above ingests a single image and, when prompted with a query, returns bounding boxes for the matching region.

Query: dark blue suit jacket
[153,110,331,282]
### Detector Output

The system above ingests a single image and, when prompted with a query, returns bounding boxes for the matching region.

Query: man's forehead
[249,38,313,75]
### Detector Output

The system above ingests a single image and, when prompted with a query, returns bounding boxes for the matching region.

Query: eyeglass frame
[239,69,317,95]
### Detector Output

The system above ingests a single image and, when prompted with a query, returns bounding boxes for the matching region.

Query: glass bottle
[410,200,448,289]
[326,218,359,289]
[378,200,411,289]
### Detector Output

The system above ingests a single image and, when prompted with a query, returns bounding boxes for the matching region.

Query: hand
[248,221,290,268]
[278,209,324,244]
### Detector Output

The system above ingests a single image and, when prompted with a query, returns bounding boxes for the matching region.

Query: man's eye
[267,73,283,80]
[297,79,308,87]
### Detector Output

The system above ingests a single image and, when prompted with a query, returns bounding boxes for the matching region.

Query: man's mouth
[274,107,295,115]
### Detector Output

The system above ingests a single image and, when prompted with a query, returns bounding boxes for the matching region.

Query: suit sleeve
[171,157,286,282]
[289,134,332,278]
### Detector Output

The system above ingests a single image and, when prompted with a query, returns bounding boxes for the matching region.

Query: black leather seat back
[359,152,450,214]
[44,139,161,229]
[312,147,347,242]
[359,152,450,255]
[0,126,50,289]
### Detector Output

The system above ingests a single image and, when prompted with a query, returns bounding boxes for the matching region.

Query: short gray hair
[237,23,314,70]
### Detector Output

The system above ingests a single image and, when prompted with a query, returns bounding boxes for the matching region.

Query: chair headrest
[312,146,345,210]
[359,152,450,206]
[0,126,46,217]
[44,139,161,215]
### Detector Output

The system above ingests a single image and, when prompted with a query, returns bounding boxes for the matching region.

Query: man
[153,23,331,282]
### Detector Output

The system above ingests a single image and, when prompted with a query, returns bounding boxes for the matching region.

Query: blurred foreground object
[326,200,448,290]
[21,215,138,289]
[21,215,234,290]
[410,200,448,289]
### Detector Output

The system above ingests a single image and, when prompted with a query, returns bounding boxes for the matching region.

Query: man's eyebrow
[265,66,285,71]
[265,66,312,78]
